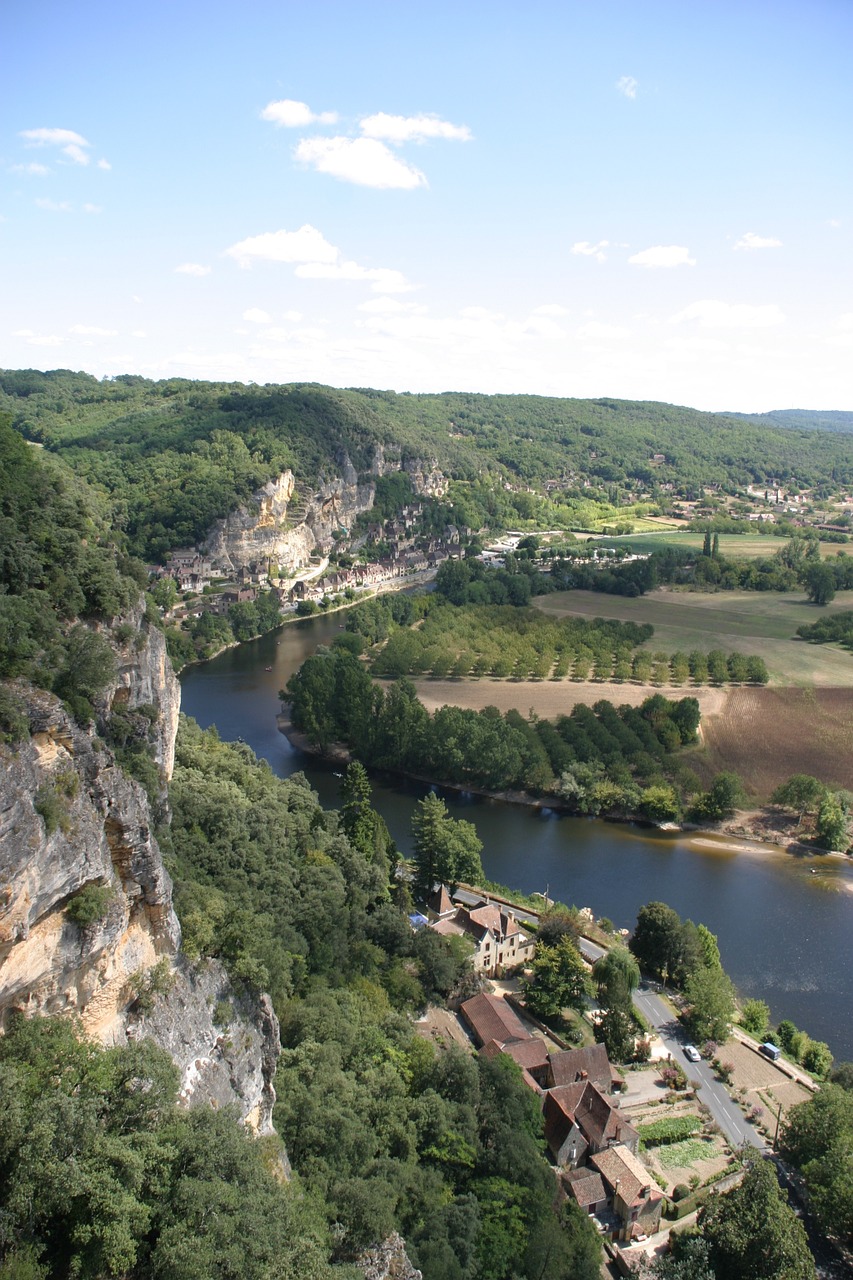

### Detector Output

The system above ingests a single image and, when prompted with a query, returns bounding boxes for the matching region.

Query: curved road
[577,937,764,1153]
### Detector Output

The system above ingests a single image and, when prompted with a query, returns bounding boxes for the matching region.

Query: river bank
[277,707,845,862]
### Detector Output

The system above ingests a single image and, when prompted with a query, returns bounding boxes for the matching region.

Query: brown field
[408,677,853,800]
[411,678,728,719]
[697,686,853,796]
[722,1041,812,1127]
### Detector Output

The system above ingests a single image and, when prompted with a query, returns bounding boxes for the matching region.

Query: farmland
[535,588,853,686]
[598,529,850,560]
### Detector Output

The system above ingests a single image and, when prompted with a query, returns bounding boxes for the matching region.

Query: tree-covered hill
[729,408,853,434]
[3,369,853,561]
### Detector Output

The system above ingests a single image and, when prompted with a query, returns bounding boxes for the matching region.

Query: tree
[522,936,588,1021]
[411,792,484,898]
[592,946,640,1000]
[803,560,836,606]
[683,965,736,1043]
[740,998,770,1038]
[699,1156,814,1279]
[780,1086,853,1241]
[630,901,683,983]
[692,771,745,821]
[816,791,851,851]
[772,774,827,823]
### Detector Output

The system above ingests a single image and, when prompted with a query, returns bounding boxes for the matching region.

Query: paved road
[576,936,764,1153]
[631,982,765,1153]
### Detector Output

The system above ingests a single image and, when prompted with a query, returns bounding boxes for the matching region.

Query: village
[411,884,821,1278]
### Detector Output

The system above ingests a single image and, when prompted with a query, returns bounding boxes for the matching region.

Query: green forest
[4,369,853,561]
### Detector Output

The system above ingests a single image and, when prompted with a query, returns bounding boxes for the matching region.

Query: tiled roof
[563,1168,608,1208]
[591,1146,661,1208]
[460,993,530,1048]
[549,1043,612,1090]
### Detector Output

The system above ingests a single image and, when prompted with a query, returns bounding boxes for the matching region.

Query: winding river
[180,613,853,1060]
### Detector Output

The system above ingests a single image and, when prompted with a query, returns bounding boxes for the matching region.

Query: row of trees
[772,773,853,851]
[286,646,707,810]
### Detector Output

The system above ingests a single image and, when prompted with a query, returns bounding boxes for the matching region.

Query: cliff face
[0,626,280,1133]
[202,450,447,574]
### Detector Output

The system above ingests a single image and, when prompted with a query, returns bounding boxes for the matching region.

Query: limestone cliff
[201,449,447,575]
[0,636,280,1132]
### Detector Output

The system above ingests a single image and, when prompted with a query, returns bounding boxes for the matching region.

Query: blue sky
[3,0,851,411]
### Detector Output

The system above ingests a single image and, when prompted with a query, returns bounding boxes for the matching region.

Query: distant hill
[727,409,853,434]
[3,369,853,560]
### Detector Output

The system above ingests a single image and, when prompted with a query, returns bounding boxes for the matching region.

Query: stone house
[543,1082,639,1169]
[589,1145,664,1241]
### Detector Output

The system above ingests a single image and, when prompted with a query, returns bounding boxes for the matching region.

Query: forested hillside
[3,369,853,561]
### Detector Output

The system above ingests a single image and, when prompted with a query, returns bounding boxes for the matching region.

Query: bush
[65,883,113,926]
[0,688,29,744]
[33,785,66,836]
[672,1183,691,1202]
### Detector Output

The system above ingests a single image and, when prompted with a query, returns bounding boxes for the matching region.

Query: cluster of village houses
[417,887,664,1246]
[149,508,468,616]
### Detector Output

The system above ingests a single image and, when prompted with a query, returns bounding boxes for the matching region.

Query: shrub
[33,785,66,836]
[672,1183,691,1202]
[0,688,29,744]
[66,883,113,926]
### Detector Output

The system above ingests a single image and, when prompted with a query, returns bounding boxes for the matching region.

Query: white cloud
[243,308,273,324]
[577,321,629,339]
[35,198,72,212]
[358,296,424,313]
[20,126,93,165]
[359,112,472,143]
[734,231,782,250]
[97,158,111,170]
[616,76,638,99]
[532,304,570,316]
[283,310,302,322]
[295,136,426,188]
[629,245,695,268]
[295,261,413,293]
[571,240,609,262]
[69,324,118,336]
[83,203,102,214]
[827,218,841,229]
[132,330,147,338]
[174,262,212,276]
[460,306,504,321]
[670,299,785,329]
[261,98,338,127]
[12,328,63,346]
[225,223,413,293]
[225,224,339,267]
[11,162,49,175]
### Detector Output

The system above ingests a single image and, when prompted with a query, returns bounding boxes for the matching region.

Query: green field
[597,530,849,560]
[536,588,853,686]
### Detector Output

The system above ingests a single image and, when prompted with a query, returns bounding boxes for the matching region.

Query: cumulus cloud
[616,76,638,99]
[577,321,629,339]
[11,162,49,175]
[261,98,338,127]
[97,158,111,170]
[670,299,785,329]
[35,198,72,212]
[734,231,782,250]
[83,203,102,214]
[69,324,118,336]
[243,308,272,324]
[294,136,426,188]
[20,127,93,165]
[571,240,609,262]
[225,223,413,294]
[12,328,63,346]
[225,224,338,267]
[358,297,424,313]
[175,263,212,276]
[629,245,695,268]
[295,261,413,293]
[359,112,472,143]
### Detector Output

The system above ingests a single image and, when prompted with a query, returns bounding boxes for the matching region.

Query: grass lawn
[597,530,850,560]
[535,588,853,687]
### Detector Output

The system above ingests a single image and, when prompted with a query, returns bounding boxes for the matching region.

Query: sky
[3,0,852,413]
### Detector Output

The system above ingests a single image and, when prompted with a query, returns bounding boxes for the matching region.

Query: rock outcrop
[0,646,280,1130]
[356,1234,422,1280]
[202,449,447,575]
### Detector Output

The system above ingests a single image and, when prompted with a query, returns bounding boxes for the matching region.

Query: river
[180,613,853,1060]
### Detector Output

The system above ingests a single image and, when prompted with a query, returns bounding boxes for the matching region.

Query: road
[577,937,764,1154]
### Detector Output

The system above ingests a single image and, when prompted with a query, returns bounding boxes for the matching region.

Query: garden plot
[623,1095,732,1197]
[717,1041,813,1131]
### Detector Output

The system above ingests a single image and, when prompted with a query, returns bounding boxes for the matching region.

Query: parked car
[684,1044,701,1063]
